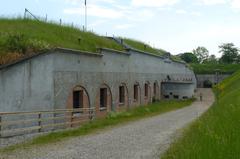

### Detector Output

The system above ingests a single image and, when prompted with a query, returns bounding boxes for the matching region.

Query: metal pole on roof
[85,0,87,31]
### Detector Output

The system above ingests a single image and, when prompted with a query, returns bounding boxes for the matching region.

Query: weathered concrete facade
[0,48,196,117]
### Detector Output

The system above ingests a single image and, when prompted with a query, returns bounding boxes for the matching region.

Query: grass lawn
[1,99,194,153]
[190,63,240,74]
[162,70,240,159]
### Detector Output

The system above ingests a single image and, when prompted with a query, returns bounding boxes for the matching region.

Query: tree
[203,54,218,64]
[180,52,198,63]
[193,46,209,63]
[219,43,239,64]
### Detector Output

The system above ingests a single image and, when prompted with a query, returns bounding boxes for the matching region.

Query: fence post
[38,113,42,132]
[71,111,73,127]
[0,116,2,137]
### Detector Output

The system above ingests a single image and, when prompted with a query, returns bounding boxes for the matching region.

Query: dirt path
[1,89,214,159]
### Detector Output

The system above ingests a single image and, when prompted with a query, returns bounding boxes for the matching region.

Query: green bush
[5,34,28,54]
[2,33,50,54]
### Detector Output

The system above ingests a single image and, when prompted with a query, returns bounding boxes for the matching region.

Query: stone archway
[95,84,112,118]
[144,82,151,105]
[203,80,213,88]
[66,85,90,126]
[117,83,129,111]
[153,81,160,102]
[132,82,141,107]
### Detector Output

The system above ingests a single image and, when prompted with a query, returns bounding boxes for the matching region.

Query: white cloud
[65,0,116,5]
[176,9,187,14]
[231,0,240,9]
[190,11,202,16]
[197,0,227,5]
[115,24,134,29]
[64,4,124,19]
[89,20,107,28]
[131,0,179,7]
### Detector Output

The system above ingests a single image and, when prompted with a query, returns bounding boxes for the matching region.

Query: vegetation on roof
[190,63,240,74]
[123,38,167,56]
[0,18,183,65]
[0,18,124,65]
[122,38,184,63]
[162,70,240,159]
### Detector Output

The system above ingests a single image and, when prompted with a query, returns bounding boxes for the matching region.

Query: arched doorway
[95,84,112,118]
[153,81,159,102]
[203,80,213,88]
[144,82,151,105]
[67,85,90,126]
[133,82,141,106]
[117,83,129,111]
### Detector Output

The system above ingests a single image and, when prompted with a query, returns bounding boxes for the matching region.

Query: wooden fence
[0,108,95,138]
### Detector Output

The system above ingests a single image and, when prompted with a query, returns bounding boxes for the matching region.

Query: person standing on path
[200,92,203,101]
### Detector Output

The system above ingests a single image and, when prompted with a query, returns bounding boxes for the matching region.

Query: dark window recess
[173,95,179,99]
[119,86,125,104]
[100,88,107,108]
[154,83,157,96]
[164,95,169,99]
[73,90,83,109]
[170,92,173,95]
[134,85,138,101]
[167,75,171,81]
[145,84,148,97]
[183,96,188,99]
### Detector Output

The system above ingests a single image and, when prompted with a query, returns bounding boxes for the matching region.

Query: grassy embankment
[0,18,124,65]
[162,70,240,159]
[0,18,180,65]
[123,38,183,62]
[190,63,240,74]
[1,99,194,153]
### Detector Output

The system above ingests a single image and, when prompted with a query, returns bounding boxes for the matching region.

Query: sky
[1,0,240,57]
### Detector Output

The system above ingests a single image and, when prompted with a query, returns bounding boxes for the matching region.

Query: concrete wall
[0,48,196,118]
[196,74,230,88]
[0,54,54,112]
[51,49,196,117]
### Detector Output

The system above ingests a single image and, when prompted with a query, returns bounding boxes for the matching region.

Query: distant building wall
[196,74,230,88]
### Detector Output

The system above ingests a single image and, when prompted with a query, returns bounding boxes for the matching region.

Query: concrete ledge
[98,48,130,56]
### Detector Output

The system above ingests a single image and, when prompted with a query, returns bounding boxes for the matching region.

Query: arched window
[72,86,89,109]
[133,82,141,103]
[144,83,149,98]
[118,83,128,107]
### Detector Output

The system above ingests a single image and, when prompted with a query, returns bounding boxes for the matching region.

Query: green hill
[0,18,179,65]
[162,70,240,158]
[123,38,183,62]
[0,18,125,65]
[190,63,240,74]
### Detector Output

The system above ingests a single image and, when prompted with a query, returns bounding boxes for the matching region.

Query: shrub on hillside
[2,33,50,54]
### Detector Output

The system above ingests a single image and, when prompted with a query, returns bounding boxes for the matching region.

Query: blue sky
[1,0,240,57]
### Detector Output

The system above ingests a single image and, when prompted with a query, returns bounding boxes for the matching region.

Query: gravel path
[1,88,214,159]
